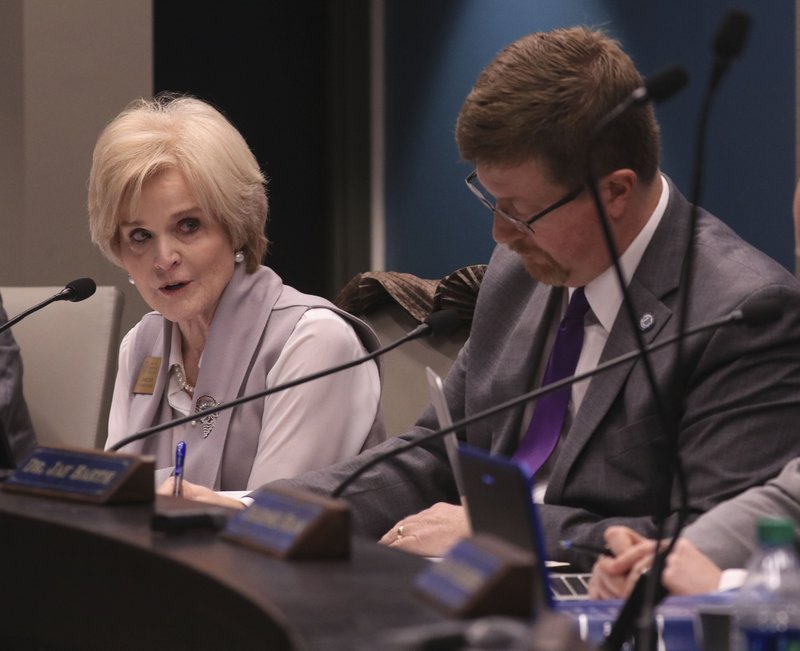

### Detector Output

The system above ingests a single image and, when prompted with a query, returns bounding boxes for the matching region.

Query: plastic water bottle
[734,518,800,651]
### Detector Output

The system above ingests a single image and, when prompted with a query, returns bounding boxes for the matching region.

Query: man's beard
[509,242,569,286]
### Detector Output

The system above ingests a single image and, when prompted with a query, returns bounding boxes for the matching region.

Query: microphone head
[738,296,782,327]
[423,309,462,337]
[642,66,689,104]
[714,10,752,60]
[62,278,97,302]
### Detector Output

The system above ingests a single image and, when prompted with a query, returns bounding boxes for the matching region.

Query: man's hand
[603,525,648,555]
[589,526,723,599]
[662,538,722,595]
[379,502,470,556]
[588,526,657,599]
[157,477,245,510]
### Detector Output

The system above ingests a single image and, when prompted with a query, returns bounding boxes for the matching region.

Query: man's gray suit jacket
[274,179,800,570]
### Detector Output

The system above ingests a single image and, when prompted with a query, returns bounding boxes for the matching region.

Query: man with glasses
[180,27,800,570]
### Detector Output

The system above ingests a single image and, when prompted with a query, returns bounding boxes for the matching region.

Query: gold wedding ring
[397,525,404,539]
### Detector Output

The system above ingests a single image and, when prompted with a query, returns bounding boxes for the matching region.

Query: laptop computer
[457,445,591,601]
[410,369,712,648]
[425,367,465,500]
[424,367,590,601]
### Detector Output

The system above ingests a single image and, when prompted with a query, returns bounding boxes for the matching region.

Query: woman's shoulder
[294,307,360,341]
[118,312,170,369]
[122,311,164,344]
[281,307,368,355]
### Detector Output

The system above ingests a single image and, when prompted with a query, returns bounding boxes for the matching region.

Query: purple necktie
[514,287,590,475]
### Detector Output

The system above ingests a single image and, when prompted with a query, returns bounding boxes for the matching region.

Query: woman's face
[118,168,236,332]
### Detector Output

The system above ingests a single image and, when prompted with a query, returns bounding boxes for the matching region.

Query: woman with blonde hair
[89,95,383,493]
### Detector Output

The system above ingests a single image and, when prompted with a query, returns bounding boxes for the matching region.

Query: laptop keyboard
[550,573,591,600]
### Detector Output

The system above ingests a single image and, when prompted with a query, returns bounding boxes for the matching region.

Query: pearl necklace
[171,363,195,396]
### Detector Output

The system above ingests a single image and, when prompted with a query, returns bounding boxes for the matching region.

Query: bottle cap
[756,518,795,546]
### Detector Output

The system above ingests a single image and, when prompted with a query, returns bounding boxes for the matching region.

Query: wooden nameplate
[414,533,535,618]
[3,446,155,504]
[222,485,350,560]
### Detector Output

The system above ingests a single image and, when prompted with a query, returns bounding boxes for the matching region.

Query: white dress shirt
[532,175,669,501]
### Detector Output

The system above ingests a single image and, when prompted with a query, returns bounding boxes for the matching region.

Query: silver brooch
[193,395,218,438]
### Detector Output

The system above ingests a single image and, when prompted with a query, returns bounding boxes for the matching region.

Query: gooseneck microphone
[625,11,754,651]
[60,278,98,302]
[710,10,752,90]
[678,9,752,355]
[585,67,692,643]
[590,66,689,139]
[0,278,97,336]
[585,60,693,651]
[679,10,752,348]
[330,297,781,499]
[108,309,462,452]
[584,64,689,410]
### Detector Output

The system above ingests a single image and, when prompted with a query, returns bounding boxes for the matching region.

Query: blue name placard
[222,486,350,559]
[3,446,154,503]
[414,533,534,618]
[415,538,502,611]
[226,490,325,553]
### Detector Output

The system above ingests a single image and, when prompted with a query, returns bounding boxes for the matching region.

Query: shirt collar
[167,324,206,408]
[167,325,188,402]
[574,174,669,331]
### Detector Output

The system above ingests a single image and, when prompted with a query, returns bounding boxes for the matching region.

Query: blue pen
[173,441,187,497]
[560,539,614,557]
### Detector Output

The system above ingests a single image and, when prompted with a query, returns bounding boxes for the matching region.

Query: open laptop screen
[458,445,554,609]
[425,366,590,601]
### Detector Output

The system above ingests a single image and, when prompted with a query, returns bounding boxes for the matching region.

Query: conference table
[0,490,448,650]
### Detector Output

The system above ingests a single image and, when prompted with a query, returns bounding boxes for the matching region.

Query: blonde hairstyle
[456,27,660,188]
[88,94,268,272]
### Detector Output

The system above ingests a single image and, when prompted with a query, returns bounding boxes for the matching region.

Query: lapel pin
[639,313,655,332]
[193,395,219,438]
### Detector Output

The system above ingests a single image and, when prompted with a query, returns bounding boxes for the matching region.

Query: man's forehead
[475,160,558,196]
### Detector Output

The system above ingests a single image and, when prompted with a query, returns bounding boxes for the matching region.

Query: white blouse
[106,308,381,490]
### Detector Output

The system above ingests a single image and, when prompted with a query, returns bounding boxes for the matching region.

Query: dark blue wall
[383,0,796,277]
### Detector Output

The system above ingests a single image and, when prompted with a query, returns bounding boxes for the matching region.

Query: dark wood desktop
[0,490,445,650]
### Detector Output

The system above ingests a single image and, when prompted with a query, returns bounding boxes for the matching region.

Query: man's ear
[597,169,637,220]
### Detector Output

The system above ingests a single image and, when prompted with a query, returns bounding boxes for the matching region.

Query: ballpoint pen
[559,539,614,557]
[173,440,186,497]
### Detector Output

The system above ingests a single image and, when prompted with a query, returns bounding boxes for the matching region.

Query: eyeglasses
[465,170,583,234]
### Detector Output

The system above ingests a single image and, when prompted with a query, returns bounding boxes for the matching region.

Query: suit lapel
[185,265,281,488]
[126,317,171,455]
[482,282,564,455]
[546,177,691,500]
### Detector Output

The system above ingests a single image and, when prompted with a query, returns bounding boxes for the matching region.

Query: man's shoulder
[693,210,799,292]
[654,180,797,291]
[472,246,547,319]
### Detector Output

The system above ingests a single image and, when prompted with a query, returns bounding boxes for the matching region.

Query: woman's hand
[157,477,246,510]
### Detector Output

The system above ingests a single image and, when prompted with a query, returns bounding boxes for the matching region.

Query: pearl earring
[234,250,245,264]
[128,275,135,285]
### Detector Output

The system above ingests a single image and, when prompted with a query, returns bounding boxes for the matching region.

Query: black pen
[173,441,187,497]
[559,539,614,557]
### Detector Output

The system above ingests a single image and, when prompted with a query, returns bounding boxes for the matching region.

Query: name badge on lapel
[133,356,161,394]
